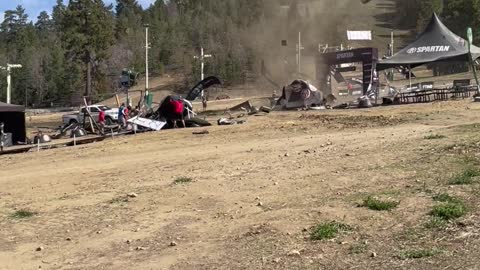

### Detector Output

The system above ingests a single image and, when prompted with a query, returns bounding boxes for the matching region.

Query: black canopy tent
[377,13,480,71]
[0,102,26,144]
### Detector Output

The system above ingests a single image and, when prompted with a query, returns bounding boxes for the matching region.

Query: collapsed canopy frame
[316,47,379,95]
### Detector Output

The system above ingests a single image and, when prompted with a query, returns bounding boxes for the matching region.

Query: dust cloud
[245,0,372,86]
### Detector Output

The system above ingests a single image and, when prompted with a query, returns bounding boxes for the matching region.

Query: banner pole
[470,53,480,95]
[467,27,480,95]
[409,65,412,90]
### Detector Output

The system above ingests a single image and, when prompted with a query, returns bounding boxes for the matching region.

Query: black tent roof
[377,13,480,70]
[0,102,25,112]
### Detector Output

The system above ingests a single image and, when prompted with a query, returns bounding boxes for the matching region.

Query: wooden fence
[398,86,478,104]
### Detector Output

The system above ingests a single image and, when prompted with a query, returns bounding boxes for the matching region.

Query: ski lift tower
[194,47,212,97]
[0,64,22,104]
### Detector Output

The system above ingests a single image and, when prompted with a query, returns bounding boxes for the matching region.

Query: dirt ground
[2,100,480,270]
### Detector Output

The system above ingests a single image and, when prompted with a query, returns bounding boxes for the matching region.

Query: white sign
[422,83,434,90]
[406,46,451,54]
[347,31,372,41]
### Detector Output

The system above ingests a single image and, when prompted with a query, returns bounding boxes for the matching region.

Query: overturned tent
[0,102,26,145]
[377,13,480,70]
[277,80,323,109]
[185,76,222,101]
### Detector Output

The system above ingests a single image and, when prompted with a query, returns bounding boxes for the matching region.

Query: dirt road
[2,100,480,269]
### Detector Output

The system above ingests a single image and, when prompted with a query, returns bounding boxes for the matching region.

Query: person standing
[98,110,106,134]
[123,106,130,127]
[118,103,125,128]
[0,122,4,151]
[202,94,208,111]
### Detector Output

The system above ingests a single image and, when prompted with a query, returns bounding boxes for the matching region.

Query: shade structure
[0,102,24,112]
[377,13,480,70]
[0,102,26,144]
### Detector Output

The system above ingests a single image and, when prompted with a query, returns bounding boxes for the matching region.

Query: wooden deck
[0,130,135,156]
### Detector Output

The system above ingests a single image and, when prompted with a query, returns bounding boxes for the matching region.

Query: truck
[62,105,119,126]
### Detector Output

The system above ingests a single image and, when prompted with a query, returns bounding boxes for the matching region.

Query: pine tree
[61,0,114,102]
[443,0,480,41]
[115,0,143,40]
[417,0,444,32]
[52,0,66,29]
[35,11,53,42]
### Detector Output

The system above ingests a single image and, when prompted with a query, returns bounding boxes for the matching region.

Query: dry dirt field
[2,100,480,270]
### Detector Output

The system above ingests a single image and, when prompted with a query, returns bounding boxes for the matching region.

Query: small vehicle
[62,105,119,125]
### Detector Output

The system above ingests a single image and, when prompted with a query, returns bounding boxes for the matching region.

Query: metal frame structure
[316,47,378,96]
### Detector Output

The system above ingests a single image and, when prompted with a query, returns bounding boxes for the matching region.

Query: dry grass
[449,168,480,185]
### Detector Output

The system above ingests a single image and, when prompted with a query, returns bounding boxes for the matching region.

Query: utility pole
[389,31,395,81]
[84,11,92,104]
[194,47,212,97]
[390,31,394,55]
[0,64,22,104]
[296,32,304,75]
[145,24,150,98]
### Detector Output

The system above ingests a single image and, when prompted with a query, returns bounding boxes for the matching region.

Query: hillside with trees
[0,0,478,106]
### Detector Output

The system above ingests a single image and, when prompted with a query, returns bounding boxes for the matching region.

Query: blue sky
[0,0,156,21]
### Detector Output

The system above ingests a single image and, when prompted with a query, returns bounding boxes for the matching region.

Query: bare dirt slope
[333,0,411,51]
[2,100,480,269]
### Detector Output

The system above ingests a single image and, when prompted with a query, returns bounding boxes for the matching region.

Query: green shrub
[11,210,37,219]
[424,134,446,140]
[174,177,193,184]
[432,193,462,204]
[362,196,399,211]
[310,221,352,240]
[430,202,466,220]
[449,168,480,185]
[399,248,441,259]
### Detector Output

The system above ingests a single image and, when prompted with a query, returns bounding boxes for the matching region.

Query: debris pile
[276,80,324,110]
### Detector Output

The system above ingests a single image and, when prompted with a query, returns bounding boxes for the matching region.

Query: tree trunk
[85,50,92,104]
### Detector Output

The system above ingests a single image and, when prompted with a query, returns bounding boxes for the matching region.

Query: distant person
[118,103,125,128]
[0,122,4,151]
[98,110,105,134]
[123,106,130,127]
[130,106,140,117]
[202,94,208,111]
